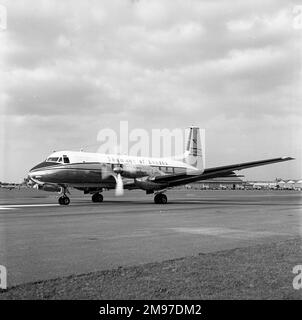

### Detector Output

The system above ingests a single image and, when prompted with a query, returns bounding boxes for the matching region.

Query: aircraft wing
[137,156,295,188]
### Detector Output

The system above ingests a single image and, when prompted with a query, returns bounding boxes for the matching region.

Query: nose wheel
[92,192,103,203]
[58,195,70,205]
[58,186,70,205]
[154,193,168,204]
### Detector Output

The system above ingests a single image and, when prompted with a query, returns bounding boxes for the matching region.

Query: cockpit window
[63,156,70,163]
[46,155,70,163]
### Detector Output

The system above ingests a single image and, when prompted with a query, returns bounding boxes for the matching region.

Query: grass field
[1,238,301,300]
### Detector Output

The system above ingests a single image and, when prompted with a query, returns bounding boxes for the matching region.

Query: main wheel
[58,196,70,205]
[92,193,103,203]
[154,193,167,204]
[160,193,167,204]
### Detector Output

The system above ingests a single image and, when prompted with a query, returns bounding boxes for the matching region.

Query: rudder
[183,126,205,171]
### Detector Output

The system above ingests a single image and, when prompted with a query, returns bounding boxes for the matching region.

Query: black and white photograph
[0,0,301,309]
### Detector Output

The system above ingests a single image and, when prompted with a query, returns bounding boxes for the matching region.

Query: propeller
[101,164,124,196]
[114,172,124,196]
[112,166,124,196]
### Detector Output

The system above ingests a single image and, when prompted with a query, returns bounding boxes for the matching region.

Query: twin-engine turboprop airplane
[28,126,294,205]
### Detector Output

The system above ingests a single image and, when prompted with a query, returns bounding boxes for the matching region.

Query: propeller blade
[114,173,124,196]
[101,164,113,180]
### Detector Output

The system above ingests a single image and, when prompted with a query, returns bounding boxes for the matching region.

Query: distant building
[294,180,302,190]
[191,176,244,190]
[187,177,301,191]
[274,179,302,190]
[276,180,285,189]
[284,180,294,190]
[250,181,278,190]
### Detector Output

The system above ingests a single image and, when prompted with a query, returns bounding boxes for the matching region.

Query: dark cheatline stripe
[30,161,61,172]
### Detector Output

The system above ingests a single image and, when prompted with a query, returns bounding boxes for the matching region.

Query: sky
[0,0,301,182]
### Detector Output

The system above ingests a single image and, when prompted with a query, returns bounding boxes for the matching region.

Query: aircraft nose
[28,161,53,182]
[29,161,48,172]
[28,161,60,182]
[28,168,42,182]
[27,173,36,185]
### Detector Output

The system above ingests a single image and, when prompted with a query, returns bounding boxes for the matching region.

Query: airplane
[28,126,294,205]
[0,183,18,190]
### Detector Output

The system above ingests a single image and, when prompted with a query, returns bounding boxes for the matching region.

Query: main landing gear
[91,192,103,203]
[58,186,70,205]
[154,193,168,204]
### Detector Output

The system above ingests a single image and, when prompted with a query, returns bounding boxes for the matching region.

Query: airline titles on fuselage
[106,156,169,166]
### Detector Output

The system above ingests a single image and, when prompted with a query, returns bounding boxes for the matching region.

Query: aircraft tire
[154,193,167,204]
[58,196,70,205]
[92,193,103,203]
[160,193,168,204]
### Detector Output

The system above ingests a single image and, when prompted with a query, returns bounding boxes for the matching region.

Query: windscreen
[47,157,59,162]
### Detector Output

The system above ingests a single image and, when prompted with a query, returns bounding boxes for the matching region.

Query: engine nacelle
[113,165,151,179]
[34,184,61,192]
[134,178,166,191]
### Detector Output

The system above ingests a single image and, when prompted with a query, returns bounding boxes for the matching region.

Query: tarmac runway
[0,189,301,287]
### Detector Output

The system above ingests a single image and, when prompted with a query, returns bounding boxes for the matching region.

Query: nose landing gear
[58,195,70,205]
[58,186,70,205]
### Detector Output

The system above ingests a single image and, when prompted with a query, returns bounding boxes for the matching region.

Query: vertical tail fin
[183,126,205,172]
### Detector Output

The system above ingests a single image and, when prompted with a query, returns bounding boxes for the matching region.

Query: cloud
[0,0,301,181]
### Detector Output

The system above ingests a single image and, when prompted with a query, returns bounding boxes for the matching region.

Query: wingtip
[281,156,295,160]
